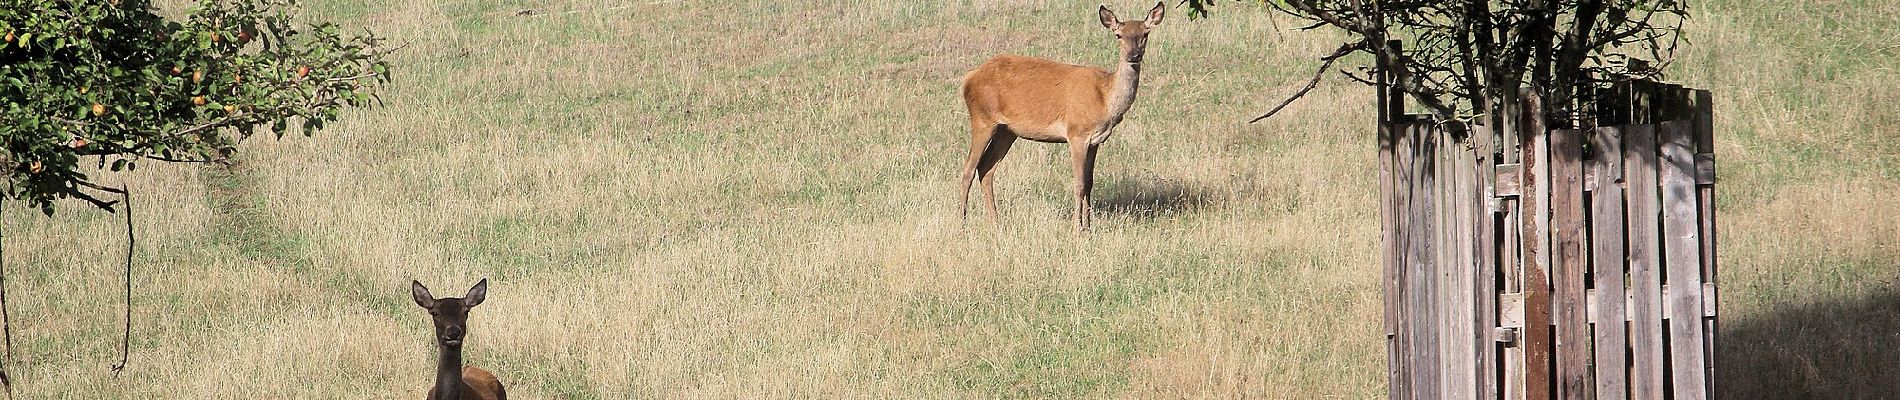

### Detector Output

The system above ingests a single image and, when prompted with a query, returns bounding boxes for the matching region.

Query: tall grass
[0,0,1892,398]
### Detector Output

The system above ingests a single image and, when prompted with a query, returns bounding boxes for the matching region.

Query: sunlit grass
[0,0,1892,398]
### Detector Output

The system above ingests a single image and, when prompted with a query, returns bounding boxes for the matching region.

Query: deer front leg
[1069,141,1099,231]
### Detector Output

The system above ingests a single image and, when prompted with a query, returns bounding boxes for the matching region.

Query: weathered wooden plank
[1533,285,1724,323]
[1693,89,1718,393]
[1623,122,1667,400]
[1654,284,1722,320]
[1500,195,1528,400]
[1590,126,1631,400]
[1584,163,1598,192]
[1496,164,1523,197]
[1633,80,1654,125]
[1383,68,1413,400]
[1702,283,1718,317]
[1499,292,1525,327]
[1380,119,1407,400]
[1661,120,1710,398]
[1549,128,1590,399]
[1456,124,1483,399]
[1694,154,1715,185]
[1410,121,1442,399]
[1459,124,1486,400]
[1474,123,1501,400]
[1466,123,1482,398]
[1519,91,1553,400]
[1446,123,1475,400]
[1435,122,1456,398]
[1393,120,1417,400]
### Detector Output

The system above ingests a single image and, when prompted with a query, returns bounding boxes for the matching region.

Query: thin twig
[0,195,10,400]
[69,190,121,211]
[0,194,8,360]
[109,185,133,376]
[1250,41,1366,123]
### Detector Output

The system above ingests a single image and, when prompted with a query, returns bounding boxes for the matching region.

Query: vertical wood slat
[1498,160,1527,400]
[1380,118,1407,400]
[1502,204,1527,400]
[1623,122,1667,399]
[1549,128,1591,398]
[1519,91,1553,400]
[1590,126,1632,400]
[1428,122,1444,396]
[1459,124,1474,396]
[1474,124,1500,400]
[1382,79,1714,400]
[1692,89,1718,392]
[1453,123,1481,400]
[1497,159,1525,398]
[1393,119,1416,400]
[1659,119,1709,398]
[1439,121,1470,399]
[1409,121,1442,399]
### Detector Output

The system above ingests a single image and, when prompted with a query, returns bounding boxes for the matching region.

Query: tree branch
[109,185,133,376]
[1250,40,1368,123]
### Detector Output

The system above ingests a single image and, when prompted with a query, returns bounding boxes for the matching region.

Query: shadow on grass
[1095,177,1214,221]
[1719,285,1900,398]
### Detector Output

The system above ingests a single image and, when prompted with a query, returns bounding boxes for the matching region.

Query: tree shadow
[1718,283,1900,398]
[1094,177,1215,221]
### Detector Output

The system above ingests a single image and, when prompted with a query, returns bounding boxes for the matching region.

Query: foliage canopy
[1188,0,1686,127]
[0,0,392,214]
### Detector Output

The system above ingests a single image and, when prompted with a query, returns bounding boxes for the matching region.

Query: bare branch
[109,185,133,376]
[1251,41,1368,123]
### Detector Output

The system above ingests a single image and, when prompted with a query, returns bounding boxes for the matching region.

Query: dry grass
[0,0,1893,398]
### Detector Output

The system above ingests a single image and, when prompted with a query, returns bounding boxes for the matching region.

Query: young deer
[959,2,1165,230]
[412,279,507,400]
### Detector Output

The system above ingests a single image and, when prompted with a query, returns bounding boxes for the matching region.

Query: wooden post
[1381,116,1407,400]
[1386,40,1406,119]
[1692,89,1718,393]
[1518,90,1553,400]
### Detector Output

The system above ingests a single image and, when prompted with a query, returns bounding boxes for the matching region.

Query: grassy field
[2,0,1895,398]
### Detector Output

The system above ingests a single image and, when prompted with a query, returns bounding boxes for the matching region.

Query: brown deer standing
[412,279,507,400]
[958,2,1165,230]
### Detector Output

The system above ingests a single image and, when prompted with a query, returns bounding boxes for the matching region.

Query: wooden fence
[1378,80,1718,399]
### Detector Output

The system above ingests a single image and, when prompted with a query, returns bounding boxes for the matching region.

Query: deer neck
[1103,60,1142,127]
[432,344,466,400]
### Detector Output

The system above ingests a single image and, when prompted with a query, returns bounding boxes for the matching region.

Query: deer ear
[411,280,436,309]
[1098,5,1118,31]
[1144,2,1165,28]
[463,278,488,307]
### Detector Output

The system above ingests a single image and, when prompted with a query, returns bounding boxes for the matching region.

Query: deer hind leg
[1069,141,1099,231]
[975,130,1018,221]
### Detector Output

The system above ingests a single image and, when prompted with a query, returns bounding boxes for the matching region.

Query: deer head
[1099,2,1166,64]
[411,278,488,348]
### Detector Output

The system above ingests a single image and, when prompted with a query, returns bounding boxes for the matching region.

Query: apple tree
[1,0,392,215]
